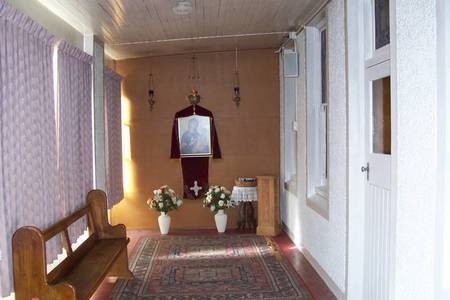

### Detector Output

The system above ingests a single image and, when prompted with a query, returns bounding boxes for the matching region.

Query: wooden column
[256,176,280,236]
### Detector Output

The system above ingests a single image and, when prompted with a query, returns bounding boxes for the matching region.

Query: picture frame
[178,115,212,157]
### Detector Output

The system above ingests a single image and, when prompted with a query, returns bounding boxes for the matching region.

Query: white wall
[7,0,84,49]
[436,1,450,299]
[282,0,448,299]
[281,0,347,297]
[392,0,439,299]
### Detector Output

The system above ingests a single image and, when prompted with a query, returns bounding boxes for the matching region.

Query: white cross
[190,181,202,196]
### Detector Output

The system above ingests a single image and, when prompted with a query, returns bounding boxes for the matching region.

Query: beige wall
[112,49,280,229]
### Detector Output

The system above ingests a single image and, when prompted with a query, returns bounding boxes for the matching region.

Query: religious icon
[171,104,221,199]
[178,115,212,157]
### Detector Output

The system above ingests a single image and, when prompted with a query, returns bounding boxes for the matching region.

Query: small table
[231,186,257,230]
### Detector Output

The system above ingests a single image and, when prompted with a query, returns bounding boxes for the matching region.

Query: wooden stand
[256,176,281,236]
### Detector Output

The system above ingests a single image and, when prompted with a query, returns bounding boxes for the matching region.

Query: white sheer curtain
[57,41,94,242]
[104,68,124,208]
[0,0,60,296]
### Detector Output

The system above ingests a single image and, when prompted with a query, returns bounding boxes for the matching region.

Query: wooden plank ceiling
[38,0,325,59]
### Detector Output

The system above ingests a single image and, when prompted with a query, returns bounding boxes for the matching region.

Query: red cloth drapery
[170,105,221,198]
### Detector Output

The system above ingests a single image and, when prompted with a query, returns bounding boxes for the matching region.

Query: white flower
[218,200,224,206]
[220,193,225,199]
[171,196,177,202]
[159,202,164,208]
[177,199,183,207]
[210,205,215,211]
[153,190,158,195]
[214,188,220,193]
[220,187,225,191]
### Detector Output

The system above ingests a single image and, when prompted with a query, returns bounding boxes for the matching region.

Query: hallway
[0,0,449,299]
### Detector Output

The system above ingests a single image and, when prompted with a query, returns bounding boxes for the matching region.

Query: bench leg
[108,248,133,279]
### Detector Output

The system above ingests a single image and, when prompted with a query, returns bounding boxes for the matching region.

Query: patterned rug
[112,235,311,299]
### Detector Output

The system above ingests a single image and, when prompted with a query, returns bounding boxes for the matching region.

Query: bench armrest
[101,223,127,239]
[12,227,77,300]
[86,190,127,239]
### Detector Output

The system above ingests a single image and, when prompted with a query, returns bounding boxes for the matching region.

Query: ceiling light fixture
[173,1,193,15]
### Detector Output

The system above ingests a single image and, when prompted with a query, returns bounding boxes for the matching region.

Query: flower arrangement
[203,185,235,213]
[147,185,183,213]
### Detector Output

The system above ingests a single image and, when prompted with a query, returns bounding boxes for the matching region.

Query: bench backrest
[44,205,98,283]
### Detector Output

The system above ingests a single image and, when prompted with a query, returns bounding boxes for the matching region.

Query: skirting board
[282,223,345,300]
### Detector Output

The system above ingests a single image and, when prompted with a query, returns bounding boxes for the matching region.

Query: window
[366,0,391,154]
[374,0,390,49]
[305,14,329,219]
[366,0,390,66]
[320,28,328,185]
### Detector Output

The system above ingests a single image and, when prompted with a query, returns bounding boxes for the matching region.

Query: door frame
[345,0,397,298]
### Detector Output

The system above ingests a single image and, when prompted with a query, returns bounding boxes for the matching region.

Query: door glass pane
[374,0,390,49]
[372,77,391,154]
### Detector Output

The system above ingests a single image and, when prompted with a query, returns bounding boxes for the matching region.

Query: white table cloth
[231,186,258,203]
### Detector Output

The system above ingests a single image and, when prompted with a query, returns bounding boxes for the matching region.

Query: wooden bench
[12,190,133,300]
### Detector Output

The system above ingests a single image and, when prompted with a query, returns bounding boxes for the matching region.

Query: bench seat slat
[47,233,99,283]
[52,238,129,300]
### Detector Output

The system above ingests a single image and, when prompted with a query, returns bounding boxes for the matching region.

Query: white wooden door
[363,59,394,300]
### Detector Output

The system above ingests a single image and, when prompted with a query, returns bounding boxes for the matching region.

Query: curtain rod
[277,0,331,52]
[112,32,289,46]
[296,0,331,35]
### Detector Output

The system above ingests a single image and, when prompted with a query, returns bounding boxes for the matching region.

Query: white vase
[158,212,171,235]
[214,209,227,233]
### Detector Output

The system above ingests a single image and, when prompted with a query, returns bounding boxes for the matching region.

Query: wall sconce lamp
[233,73,241,107]
[233,48,241,107]
[148,73,155,110]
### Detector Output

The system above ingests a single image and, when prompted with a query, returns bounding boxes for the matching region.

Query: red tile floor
[91,229,336,300]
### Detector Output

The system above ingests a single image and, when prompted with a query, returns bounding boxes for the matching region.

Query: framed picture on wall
[178,115,212,157]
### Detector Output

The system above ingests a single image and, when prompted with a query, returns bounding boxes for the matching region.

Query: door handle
[361,163,369,181]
